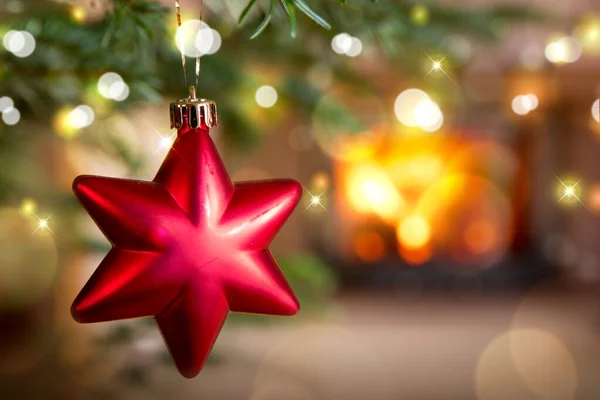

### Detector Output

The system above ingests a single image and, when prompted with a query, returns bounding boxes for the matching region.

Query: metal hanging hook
[175,0,203,96]
[175,0,188,90]
[195,0,203,92]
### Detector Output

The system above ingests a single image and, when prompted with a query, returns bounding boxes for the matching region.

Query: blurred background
[1,0,600,398]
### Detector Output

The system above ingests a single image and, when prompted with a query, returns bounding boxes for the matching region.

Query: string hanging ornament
[70,1,302,378]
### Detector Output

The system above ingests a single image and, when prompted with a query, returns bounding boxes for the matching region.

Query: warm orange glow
[346,164,403,220]
[398,215,431,249]
[352,230,385,262]
[386,155,444,188]
[336,131,515,268]
[587,184,600,213]
[464,220,497,255]
[399,243,432,265]
[310,171,330,191]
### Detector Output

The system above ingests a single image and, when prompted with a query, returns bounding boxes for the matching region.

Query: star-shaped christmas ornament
[71,96,302,378]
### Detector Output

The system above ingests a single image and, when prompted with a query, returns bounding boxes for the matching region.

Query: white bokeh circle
[0,96,14,112]
[2,107,21,125]
[255,85,278,108]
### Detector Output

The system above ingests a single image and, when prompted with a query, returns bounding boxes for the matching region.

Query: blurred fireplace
[309,128,554,292]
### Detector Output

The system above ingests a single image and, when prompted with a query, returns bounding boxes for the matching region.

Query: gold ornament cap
[169,86,218,130]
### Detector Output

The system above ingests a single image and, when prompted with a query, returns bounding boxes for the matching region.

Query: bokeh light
[586,183,600,212]
[415,173,512,267]
[413,99,443,132]
[255,85,278,108]
[331,33,362,57]
[397,215,430,249]
[194,24,216,55]
[70,5,87,23]
[331,33,352,54]
[545,36,582,64]
[19,198,37,217]
[346,163,404,221]
[476,329,578,400]
[398,244,432,265]
[207,29,222,54]
[310,171,330,192]
[394,89,430,127]
[2,30,36,57]
[67,105,95,129]
[346,37,363,57]
[410,4,429,26]
[2,107,21,125]
[54,107,82,139]
[109,81,130,101]
[464,219,497,255]
[573,14,600,54]
[352,230,385,262]
[174,20,214,57]
[97,72,129,101]
[511,94,538,115]
[395,89,443,132]
[592,98,599,123]
[0,96,14,112]
[510,330,578,399]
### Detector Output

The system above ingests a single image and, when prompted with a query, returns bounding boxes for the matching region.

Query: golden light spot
[410,4,430,26]
[346,164,403,221]
[310,171,329,191]
[555,176,586,208]
[574,14,600,53]
[19,198,37,217]
[53,107,80,139]
[71,6,87,23]
[398,215,431,249]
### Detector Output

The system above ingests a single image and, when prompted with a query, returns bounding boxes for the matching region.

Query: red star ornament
[71,114,302,378]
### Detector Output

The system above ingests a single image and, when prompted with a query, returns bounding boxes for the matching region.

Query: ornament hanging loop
[171,1,214,131]
[188,85,197,100]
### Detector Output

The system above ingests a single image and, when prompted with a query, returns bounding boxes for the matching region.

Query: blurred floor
[126,285,600,400]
